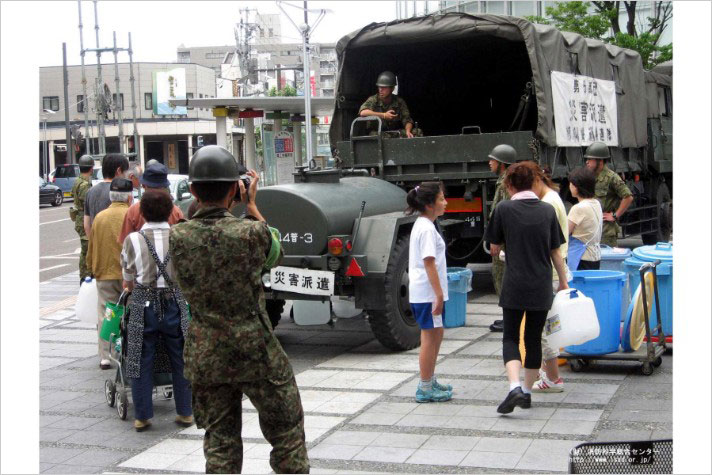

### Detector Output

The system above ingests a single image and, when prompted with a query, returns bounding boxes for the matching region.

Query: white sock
[420,379,432,391]
[509,381,521,391]
[521,386,532,394]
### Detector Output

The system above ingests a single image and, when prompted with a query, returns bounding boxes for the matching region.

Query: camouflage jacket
[490,173,509,218]
[595,165,632,213]
[170,206,292,385]
[359,94,414,132]
[71,175,92,239]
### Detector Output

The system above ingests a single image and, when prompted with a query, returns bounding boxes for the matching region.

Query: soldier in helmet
[584,142,633,247]
[169,146,308,474]
[70,155,94,284]
[359,71,421,138]
[486,145,515,332]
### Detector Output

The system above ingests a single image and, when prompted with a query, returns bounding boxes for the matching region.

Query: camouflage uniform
[170,206,308,474]
[359,94,422,137]
[70,175,92,282]
[490,174,509,297]
[594,165,632,247]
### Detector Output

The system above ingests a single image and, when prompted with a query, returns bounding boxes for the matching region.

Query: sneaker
[532,375,564,393]
[496,387,531,414]
[134,419,152,432]
[175,415,194,427]
[433,377,453,392]
[416,386,452,403]
[100,359,111,370]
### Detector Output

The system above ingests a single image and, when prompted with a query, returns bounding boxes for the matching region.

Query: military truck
[265,13,672,350]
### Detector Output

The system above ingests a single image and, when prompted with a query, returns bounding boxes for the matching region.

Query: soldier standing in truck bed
[169,145,308,474]
[359,71,422,138]
[486,144,515,332]
[584,142,633,247]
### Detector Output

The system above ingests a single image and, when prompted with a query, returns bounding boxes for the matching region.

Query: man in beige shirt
[87,177,133,369]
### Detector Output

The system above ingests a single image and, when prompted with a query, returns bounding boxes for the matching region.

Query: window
[511,0,536,17]
[269,28,274,37]
[178,51,191,63]
[186,92,194,110]
[463,1,480,14]
[112,93,124,111]
[199,93,203,111]
[77,95,85,113]
[144,92,153,110]
[484,1,505,14]
[43,96,60,111]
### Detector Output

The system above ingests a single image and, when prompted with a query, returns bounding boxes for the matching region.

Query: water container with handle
[75,277,98,325]
[544,288,600,348]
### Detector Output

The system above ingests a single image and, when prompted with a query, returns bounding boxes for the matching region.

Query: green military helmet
[189,145,240,182]
[584,141,610,160]
[375,71,397,88]
[146,158,161,168]
[78,155,94,168]
[487,144,517,165]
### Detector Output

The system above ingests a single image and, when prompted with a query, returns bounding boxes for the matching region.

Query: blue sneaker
[416,386,452,403]
[433,377,453,392]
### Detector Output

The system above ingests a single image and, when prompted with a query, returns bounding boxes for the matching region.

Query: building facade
[39,62,244,174]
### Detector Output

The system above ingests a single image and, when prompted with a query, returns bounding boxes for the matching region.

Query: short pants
[411,302,445,330]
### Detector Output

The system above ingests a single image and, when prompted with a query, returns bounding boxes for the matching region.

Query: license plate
[270,266,335,296]
[64,192,72,197]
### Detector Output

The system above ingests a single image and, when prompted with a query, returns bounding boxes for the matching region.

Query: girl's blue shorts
[410,302,445,330]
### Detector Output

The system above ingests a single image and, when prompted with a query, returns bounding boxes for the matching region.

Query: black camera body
[234,175,252,202]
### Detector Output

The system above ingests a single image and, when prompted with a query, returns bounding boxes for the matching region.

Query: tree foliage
[267,85,297,97]
[526,1,672,69]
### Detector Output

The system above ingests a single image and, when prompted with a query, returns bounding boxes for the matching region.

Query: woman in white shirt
[567,167,603,271]
[406,182,453,403]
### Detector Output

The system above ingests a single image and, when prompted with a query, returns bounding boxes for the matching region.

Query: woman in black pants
[485,161,569,414]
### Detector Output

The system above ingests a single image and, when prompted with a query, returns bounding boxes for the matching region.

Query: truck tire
[266,299,285,329]
[367,235,420,350]
[642,182,672,245]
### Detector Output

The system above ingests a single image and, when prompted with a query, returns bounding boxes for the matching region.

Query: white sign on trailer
[551,71,618,147]
[270,266,335,296]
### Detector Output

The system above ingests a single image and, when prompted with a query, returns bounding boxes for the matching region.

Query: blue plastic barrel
[600,245,633,321]
[624,242,673,336]
[443,267,472,328]
[565,270,626,355]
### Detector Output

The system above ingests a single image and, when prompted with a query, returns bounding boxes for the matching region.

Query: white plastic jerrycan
[76,277,98,325]
[544,288,599,349]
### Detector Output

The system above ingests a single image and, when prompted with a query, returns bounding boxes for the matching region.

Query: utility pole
[112,31,125,153]
[62,43,75,163]
[128,32,140,164]
[277,0,327,166]
[78,0,92,155]
[235,8,262,95]
[93,0,106,154]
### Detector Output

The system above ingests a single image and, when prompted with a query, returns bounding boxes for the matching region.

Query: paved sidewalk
[39,270,672,473]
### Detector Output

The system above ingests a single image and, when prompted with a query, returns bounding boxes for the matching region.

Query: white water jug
[544,288,599,348]
[76,277,98,325]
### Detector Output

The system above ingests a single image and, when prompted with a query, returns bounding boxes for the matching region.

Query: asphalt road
[39,201,82,283]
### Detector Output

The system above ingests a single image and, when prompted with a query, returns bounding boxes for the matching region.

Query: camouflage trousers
[601,221,620,247]
[79,238,90,282]
[193,376,309,474]
[491,255,505,297]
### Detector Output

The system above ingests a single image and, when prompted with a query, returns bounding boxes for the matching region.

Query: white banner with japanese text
[551,71,618,147]
[270,266,335,296]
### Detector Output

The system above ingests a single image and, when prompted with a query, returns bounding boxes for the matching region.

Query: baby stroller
[104,291,174,420]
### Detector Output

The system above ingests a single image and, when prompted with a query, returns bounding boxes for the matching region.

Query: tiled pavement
[39,270,672,474]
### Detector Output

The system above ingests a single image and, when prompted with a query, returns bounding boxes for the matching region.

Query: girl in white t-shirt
[567,167,603,271]
[406,181,453,403]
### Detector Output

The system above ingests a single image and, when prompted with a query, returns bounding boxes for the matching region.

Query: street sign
[274,131,294,159]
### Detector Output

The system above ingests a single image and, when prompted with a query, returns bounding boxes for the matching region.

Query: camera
[233,175,252,202]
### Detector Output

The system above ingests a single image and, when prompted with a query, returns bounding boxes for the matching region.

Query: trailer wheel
[266,299,285,329]
[368,235,420,350]
[641,362,654,376]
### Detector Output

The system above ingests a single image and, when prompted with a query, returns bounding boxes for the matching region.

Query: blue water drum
[565,270,627,355]
[599,245,633,321]
[443,267,472,328]
[624,242,673,337]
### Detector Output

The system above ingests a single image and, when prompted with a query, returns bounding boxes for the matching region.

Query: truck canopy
[331,13,651,150]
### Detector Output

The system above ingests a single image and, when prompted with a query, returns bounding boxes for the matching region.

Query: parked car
[51,164,80,197]
[39,177,64,207]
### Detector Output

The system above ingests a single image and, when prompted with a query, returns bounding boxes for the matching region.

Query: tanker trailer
[256,168,422,350]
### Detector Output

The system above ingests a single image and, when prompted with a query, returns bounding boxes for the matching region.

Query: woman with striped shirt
[120,190,192,432]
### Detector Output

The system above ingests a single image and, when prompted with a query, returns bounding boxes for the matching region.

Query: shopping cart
[103,291,174,420]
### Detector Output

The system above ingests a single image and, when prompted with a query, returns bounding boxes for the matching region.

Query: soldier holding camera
[169,146,308,474]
